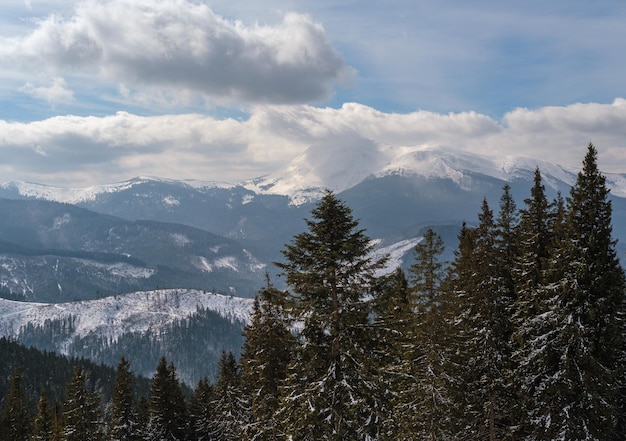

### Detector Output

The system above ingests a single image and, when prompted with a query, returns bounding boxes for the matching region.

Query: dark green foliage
[0,369,32,441]
[452,199,515,439]
[394,229,454,439]
[189,377,214,441]
[62,365,104,441]
[147,357,188,441]
[276,190,388,440]
[240,278,295,441]
[211,351,247,441]
[108,357,141,441]
[31,389,54,441]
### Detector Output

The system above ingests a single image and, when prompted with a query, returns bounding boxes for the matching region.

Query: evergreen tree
[541,143,626,440]
[455,200,514,440]
[510,167,561,439]
[108,357,140,441]
[62,365,104,441]
[276,190,388,440]
[31,389,53,441]
[210,351,246,441]
[147,357,188,441]
[0,369,32,441]
[394,228,452,440]
[370,267,411,440]
[240,277,295,441]
[189,377,214,441]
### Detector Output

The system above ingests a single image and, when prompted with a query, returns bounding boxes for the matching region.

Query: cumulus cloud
[1,0,351,105]
[1,100,626,187]
[19,76,74,104]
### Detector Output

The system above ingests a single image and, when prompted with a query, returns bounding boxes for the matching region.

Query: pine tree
[541,143,626,440]
[31,389,53,441]
[147,357,188,441]
[62,365,104,441]
[211,351,246,441]
[0,369,32,441]
[276,190,388,440]
[240,277,295,441]
[108,357,140,441]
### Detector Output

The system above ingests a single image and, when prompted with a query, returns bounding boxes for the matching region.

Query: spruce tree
[211,351,246,441]
[370,267,411,440]
[510,167,562,439]
[276,190,387,440]
[108,357,140,441]
[0,369,32,441]
[31,389,53,441]
[62,365,104,441]
[240,277,295,441]
[189,377,214,441]
[542,143,626,440]
[455,199,514,440]
[147,357,188,441]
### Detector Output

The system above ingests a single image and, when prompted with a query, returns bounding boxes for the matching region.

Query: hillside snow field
[0,289,253,353]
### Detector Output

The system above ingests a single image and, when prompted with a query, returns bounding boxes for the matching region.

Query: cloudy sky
[1,0,626,187]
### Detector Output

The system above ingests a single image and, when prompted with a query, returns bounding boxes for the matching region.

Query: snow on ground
[0,289,253,351]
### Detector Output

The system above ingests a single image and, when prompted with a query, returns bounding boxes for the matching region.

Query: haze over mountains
[2,144,626,381]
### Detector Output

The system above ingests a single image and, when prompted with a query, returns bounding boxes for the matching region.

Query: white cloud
[1,100,626,187]
[19,76,74,104]
[1,0,350,105]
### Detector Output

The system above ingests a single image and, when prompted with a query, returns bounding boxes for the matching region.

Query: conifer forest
[2,143,626,440]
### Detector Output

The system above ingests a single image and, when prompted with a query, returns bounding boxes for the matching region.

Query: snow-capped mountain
[0,289,252,345]
[0,289,254,383]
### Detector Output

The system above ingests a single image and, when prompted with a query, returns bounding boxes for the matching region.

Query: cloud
[1,0,351,105]
[19,76,74,104]
[1,100,626,187]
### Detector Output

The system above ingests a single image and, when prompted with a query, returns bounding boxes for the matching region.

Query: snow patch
[0,289,254,346]
[171,233,191,247]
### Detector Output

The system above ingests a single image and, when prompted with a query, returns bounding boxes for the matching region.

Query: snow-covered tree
[189,377,214,441]
[62,365,104,441]
[108,357,141,441]
[541,143,626,440]
[146,358,188,441]
[276,190,388,440]
[240,278,295,441]
[454,200,515,440]
[210,351,247,441]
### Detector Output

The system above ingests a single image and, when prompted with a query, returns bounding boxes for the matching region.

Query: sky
[1,0,626,187]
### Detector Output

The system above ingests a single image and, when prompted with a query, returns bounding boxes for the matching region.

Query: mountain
[0,198,266,301]
[3,143,626,383]
[0,289,253,384]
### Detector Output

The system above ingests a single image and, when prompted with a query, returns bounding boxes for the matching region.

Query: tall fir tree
[369,267,411,440]
[31,389,54,441]
[542,143,626,440]
[455,199,514,440]
[210,351,247,441]
[240,277,295,441]
[62,365,104,441]
[0,369,32,441]
[510,167,562,439]
[395,228,453,440]
[189,377,214,441]
[276,190,388,440]
[147,357,188,441]
[108,357,141,441]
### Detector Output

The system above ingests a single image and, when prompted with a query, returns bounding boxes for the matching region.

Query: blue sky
[1,0,626,186]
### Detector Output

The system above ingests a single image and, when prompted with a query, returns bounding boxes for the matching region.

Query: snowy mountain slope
[0,289,253,350]
[0,176,234,205]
